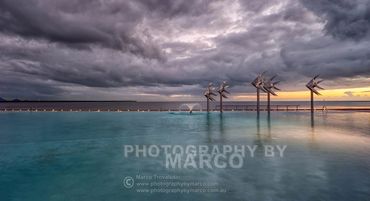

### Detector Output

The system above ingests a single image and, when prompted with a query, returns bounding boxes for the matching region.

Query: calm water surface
[0,111,369,201]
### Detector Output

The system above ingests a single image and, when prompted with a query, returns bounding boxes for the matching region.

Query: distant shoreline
[0,100,137,102]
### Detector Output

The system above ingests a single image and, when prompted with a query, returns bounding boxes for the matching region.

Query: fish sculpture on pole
[263,75,280,114]
[204,83,217,112]
[306,75,324,114]
[251,72,267,114]
[218,81,230,113]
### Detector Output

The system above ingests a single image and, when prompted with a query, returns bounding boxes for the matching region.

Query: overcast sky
[0,0,369,100]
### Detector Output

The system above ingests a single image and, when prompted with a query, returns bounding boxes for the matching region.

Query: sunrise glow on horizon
[232,87,370,101]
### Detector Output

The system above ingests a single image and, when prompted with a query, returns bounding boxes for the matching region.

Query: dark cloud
[280,36,370,79]
[300,0,370,40]
[0,0,163,59]
[0,0,369,100]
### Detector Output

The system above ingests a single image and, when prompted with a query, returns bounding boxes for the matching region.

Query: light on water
[0,111,369,201]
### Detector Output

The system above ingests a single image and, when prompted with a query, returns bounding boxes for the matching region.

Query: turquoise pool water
[0,112,369,201]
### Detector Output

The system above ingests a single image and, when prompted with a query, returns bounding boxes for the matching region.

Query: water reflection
[254,115,272,149]
[309,116,318,150]
[205,113,228,143]
[256,114,261,136]
[267,113,272,140]
[2,112,370,201]
[219,113,225,141]
[206,113,212,143]
[254,114,273,144]
[310,113,315,128]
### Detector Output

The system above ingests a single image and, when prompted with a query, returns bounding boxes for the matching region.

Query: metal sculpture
[251,72,267,114]
[218,81,230,113]
[263,75,280,114]
[204,83,217,112]
[306,75,324,113]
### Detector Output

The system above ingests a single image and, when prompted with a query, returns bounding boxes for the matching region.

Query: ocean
[0,101,369,111]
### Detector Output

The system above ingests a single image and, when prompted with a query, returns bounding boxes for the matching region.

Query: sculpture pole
[207,98,209,112]
[204,83,217,113]
[306,75,324,115]
[310,90,314,114]
[263,75,280,114]
[257,88,260,114]
[267,92,270,115]
[252,72,266,115]
[218,81,229,113]
[220,94,223,113]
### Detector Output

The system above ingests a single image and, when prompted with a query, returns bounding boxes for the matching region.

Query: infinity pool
[0,112,369,201]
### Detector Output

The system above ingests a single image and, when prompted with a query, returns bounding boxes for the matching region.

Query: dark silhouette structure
[306,75,324,114]
[218,81,230,113]
[263,75,280,114]
[204,83,217,112]
[251,72,267,115]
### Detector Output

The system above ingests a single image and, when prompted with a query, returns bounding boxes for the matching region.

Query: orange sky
[232,87,370,101]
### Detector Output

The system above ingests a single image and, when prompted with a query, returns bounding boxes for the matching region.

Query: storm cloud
[301,0,370,40]
[0,0,369,100]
